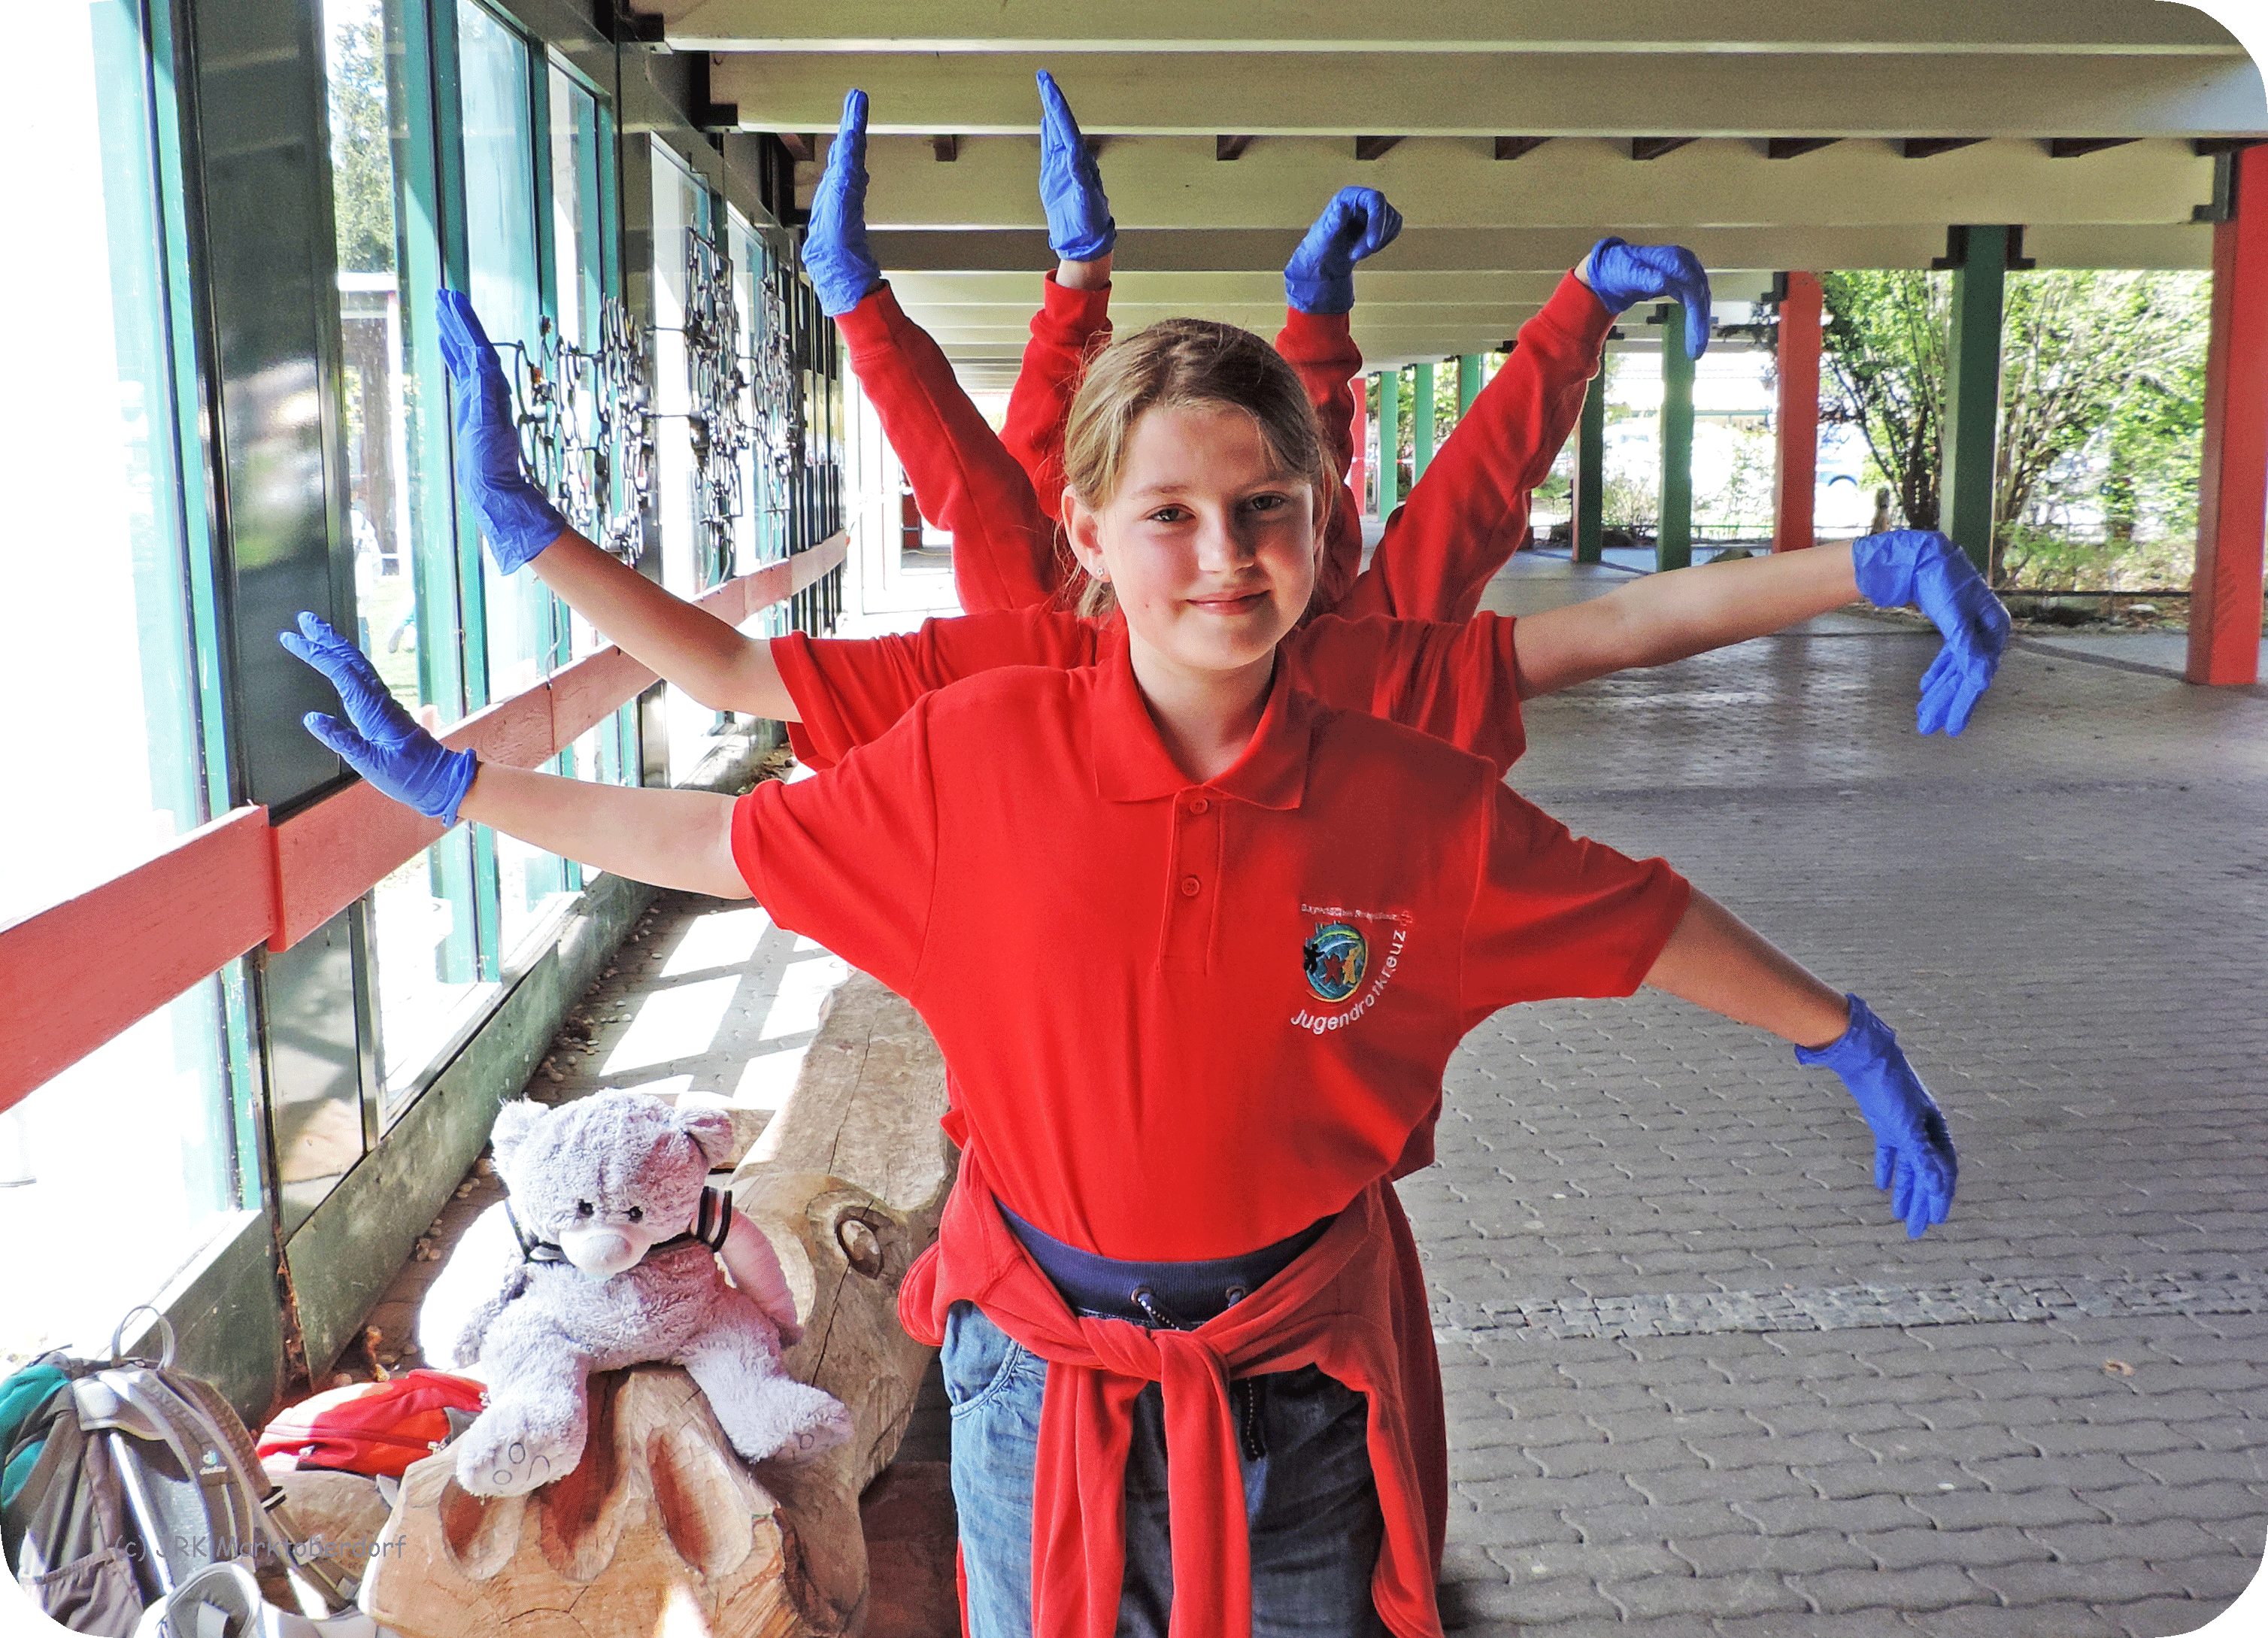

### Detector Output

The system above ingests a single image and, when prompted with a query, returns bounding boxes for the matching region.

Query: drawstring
[1131,1285,1269,1461]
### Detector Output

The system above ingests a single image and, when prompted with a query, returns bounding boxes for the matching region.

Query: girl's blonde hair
[1057,318,1339,619]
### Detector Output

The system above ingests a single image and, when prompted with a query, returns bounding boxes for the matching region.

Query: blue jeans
[942,1302,1388,1637]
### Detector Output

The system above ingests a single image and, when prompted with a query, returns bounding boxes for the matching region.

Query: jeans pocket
[941,1301,1032,1414]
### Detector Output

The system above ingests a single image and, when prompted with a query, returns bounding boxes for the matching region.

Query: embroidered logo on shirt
[1302,922,1368,1002]
[1291,904,1411,1035]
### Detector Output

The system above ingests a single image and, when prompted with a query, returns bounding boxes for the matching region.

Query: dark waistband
[996,1200,1336,1329]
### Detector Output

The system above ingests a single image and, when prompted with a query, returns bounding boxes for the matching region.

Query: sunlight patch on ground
[760,955,850,1041]
[602,975,741,1074]
[662,905,773,978]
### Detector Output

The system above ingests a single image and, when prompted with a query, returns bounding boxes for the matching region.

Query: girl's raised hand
[805,89,881,317]
[280,612,478,824]
[1035,70,1115,261]
[435,289,566,573]
[1284,187,1402,315]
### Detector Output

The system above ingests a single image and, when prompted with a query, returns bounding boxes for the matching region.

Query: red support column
[1772,271,1823,551]
[1349,372,1370,516]
[2189,148,2268,687]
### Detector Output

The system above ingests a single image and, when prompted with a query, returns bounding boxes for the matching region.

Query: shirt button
[1186,796,1210,815]
[1180,875,1202,897]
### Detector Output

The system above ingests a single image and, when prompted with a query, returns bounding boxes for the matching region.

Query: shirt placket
[1160,790,1223,973]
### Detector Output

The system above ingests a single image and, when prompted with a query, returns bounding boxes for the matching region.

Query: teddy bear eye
[575,1200,593,1218]
[626,1206,644,1224]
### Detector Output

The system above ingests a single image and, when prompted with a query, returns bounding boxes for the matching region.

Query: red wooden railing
[0,535,847,1113]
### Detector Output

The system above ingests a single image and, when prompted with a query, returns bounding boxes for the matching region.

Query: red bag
[256,1369,489,1478]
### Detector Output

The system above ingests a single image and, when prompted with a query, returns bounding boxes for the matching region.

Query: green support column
[1575,371,1606,564]
[1657,310,1693,571]
[1457,353,1481,414]
[1412,362,1436,479]
[1942,225,2009,579]
[1376,368,1401,514]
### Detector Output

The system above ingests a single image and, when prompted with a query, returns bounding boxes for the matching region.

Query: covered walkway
[356,554,2268,1633]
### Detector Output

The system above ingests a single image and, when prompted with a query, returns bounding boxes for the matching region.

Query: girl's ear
[1063,490,1111,582]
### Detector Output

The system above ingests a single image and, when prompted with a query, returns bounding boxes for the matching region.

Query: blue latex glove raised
[1584,238,1712,359]
[1852,529,2011,736]
[280,612,478,825]
[1796,994,1957,1239]
[804,89,881,317]
[1283,187,1403,315]
[434,289,566,574]
[1036,70,1114,261]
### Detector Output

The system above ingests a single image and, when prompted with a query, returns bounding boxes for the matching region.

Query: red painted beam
[2190,149,2268,687]
[1,536,854,1104]
[0,806,277,1115]
[1773,271,1824,553]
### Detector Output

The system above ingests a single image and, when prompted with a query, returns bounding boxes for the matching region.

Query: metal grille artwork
[683,223,753,577]
[505,296,656,565]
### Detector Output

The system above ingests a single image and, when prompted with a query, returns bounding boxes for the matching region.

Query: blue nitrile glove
[1036,70,1114,261]
[434,289,566,573]
[804,89,881,317]
[1284,187,1403,315]
[1795,994,1957,1239]
[1851,529,2011,736]
[1584,237,1712,359]
[280,612,478,824]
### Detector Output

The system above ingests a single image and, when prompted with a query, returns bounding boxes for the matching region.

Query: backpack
[2,1313,357,1637]
[254,1371,485,1480]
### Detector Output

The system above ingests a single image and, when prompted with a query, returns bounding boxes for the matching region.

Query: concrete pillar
[1412,362,1436,480]
[1657,313,1693,572]
[1377,366,1401,514]
[1773,271,1823,551]
[1457,353,1482,416]
[1942,225,2010,579]
[1575,369,1606,564]
[2190,150,2268,687]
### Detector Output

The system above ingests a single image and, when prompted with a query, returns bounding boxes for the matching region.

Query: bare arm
[1641,888,1850,1048]
[1512,541,1858,699]
[528,527,798,721]
[459,762,750,901]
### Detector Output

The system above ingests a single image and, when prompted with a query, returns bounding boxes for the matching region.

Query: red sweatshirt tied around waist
[900,1142,1447,1638]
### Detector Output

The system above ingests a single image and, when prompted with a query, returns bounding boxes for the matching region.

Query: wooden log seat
[359,973,956,1637]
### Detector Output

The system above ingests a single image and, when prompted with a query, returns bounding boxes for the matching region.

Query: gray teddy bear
[418,1088,853,1497]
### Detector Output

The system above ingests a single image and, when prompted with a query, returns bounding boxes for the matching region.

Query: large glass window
[324,0,488,1103]
[0,0,247,1362]
[460,2,578,955]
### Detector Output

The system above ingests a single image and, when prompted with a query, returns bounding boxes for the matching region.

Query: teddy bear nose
[562,1227,638,1278]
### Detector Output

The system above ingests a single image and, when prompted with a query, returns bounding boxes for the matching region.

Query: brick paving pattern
[1408,614,2268,1636]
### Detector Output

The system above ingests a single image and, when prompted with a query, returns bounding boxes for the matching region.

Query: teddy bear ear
[489,1100,547,1168]
[675,1106,738,1169]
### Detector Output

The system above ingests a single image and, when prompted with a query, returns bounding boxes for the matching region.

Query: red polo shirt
[734,626,1688,1260]
[774,605,1530,783]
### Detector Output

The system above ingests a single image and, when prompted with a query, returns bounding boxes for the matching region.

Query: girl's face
[1063,403,1321,684]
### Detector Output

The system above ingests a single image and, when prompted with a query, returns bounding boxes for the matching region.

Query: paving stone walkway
[1411,587,2268,1636]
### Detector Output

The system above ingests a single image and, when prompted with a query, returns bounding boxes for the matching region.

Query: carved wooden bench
[359,972,955,1636]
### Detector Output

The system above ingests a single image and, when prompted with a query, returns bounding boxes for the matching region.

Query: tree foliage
[1818,270,1948,532]
[327,8,396,275]
[1817,267,2208,585]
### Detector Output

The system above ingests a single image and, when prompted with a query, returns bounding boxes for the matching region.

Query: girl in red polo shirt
[290,317,1957,1637]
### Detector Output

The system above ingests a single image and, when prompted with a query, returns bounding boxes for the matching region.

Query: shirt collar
[1087,620,1314,810]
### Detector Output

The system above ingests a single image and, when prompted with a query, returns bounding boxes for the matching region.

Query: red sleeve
[1457,787,1691,1030]
[771,608,1102,770]
[1002,273,1113,526]
[730,705,940,999]
[1339,271,1614,623]
[1275,308,1365,614]
[835,283,1060,614]
[1386,614,1529,778]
